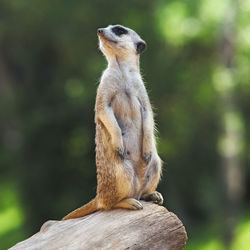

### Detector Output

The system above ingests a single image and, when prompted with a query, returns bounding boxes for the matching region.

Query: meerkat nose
[97,28,104,34]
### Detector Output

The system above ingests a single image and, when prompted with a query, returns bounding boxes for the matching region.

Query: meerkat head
[97,25,146,60]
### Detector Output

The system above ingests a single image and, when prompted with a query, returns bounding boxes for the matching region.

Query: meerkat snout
[97,28,104,34]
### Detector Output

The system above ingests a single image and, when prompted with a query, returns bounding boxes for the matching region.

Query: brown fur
[62,25,163,220]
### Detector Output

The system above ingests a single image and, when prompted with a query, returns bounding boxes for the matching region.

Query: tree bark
[10,202,187,250]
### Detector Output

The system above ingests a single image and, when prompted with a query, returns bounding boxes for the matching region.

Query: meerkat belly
[112,90,143,198]
[112,91,143,162]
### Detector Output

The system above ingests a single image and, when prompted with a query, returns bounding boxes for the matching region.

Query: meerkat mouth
[98,34,117,44]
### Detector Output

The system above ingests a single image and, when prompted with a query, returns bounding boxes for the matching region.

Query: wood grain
[10,202,187,250]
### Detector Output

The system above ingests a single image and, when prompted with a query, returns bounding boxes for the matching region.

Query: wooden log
[10,201,187,250]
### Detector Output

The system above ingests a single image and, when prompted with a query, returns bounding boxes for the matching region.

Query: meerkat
[62,25,163,220]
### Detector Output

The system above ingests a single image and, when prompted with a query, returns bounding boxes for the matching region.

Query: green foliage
[233,215,250,250]
[185,213,250,250]
[0,0,250,248]
[0,183,26,249]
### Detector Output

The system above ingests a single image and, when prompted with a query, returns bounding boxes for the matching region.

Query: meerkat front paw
[141,191,164,205]
[142,144,152,165]
[116,147,125,160]
[143,152,152,165]
[112,134,125,160]
[142,136,153,164]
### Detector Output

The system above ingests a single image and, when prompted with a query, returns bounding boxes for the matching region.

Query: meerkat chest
[112,80,142,120]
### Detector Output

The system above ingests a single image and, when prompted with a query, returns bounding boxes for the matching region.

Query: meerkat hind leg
[113,198,143,210]
[141,191,163,205]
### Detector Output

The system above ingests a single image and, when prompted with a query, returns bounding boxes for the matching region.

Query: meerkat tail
[62,198,98,220]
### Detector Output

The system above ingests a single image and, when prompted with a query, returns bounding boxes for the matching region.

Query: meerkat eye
[112,26,128,36]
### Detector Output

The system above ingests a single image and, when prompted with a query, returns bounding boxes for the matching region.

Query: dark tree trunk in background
[218,0,245,246]
[0,50,21,152]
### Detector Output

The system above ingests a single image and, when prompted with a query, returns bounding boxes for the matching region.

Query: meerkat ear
[136,41,147,54]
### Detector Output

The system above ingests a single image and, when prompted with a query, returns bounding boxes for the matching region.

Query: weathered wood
[10,202,187,250]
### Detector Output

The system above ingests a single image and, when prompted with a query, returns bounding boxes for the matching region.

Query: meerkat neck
[108,55,140,74]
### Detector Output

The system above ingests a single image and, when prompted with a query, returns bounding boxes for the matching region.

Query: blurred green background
[0,0,250,249]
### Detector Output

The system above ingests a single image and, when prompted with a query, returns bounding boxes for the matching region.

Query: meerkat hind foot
[113,198,143,210]
[141,191,163,205]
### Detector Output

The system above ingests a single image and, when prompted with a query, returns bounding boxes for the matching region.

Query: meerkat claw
[116,148,125,160]
[133,200,143,210]
[128,199,143,210]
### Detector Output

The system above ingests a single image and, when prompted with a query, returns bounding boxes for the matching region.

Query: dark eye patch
[111,26,128,36]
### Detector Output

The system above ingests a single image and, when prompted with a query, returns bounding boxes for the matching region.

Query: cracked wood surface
[10,201,187,250]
